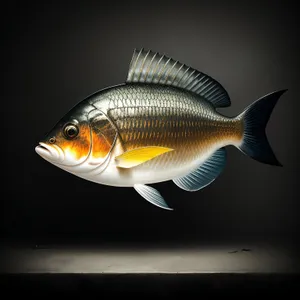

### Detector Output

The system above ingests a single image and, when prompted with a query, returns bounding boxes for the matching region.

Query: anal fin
[173,148,226,191]
[134,184,173,210]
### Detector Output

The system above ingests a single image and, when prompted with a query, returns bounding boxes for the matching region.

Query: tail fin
[237,89,287,166]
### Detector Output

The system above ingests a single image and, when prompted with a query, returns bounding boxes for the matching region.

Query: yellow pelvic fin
[115,146,174,168]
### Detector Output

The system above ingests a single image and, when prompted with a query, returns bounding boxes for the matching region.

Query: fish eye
[64,124,79,139]
[49,137,56,144]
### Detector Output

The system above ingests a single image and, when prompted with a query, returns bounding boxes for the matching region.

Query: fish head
[35,101,117,174]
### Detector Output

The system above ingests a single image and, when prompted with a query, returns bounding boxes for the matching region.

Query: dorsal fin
[126,48,231,108]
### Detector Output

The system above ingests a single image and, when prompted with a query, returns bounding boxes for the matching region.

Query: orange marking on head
[56,123,91,160]
[91,130,111,159]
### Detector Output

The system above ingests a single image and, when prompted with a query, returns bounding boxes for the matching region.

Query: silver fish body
[87,83,242,186]
[35,49,286,210]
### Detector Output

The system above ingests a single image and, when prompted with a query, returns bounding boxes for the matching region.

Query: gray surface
[1,244,299,274]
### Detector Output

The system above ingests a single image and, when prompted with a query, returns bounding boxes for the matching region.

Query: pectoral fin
[115,146,173,168]
[134,184,173,210]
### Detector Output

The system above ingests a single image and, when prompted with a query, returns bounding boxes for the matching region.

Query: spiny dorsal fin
[126,48,231,108]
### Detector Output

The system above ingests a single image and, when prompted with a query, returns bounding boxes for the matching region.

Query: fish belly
[91,84,242,187]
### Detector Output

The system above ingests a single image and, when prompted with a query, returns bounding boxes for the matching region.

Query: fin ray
[173,148,226,191]
[237,89,287,166]
[134,184,173,210]
[126,48,231,108]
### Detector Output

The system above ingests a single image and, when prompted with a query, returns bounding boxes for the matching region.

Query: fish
[35,48,286,210]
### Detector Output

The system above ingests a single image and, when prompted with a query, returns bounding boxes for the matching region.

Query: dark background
[1,0,299,248]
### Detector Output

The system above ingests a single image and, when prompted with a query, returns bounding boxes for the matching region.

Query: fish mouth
[35,143,50,154]
[35,142,60,161]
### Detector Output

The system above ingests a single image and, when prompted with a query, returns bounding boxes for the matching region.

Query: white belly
[79,142,222,187]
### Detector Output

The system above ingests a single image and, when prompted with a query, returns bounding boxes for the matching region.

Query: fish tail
[236,89,287,166]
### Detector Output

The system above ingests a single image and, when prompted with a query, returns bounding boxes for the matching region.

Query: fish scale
[36,48,285,210]
[102,84,239,171]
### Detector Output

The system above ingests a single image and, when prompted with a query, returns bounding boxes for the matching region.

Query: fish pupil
[68,128,76,136]
[64,124,79,139]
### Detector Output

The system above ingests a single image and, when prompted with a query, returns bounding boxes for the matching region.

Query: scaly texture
[90,83,242,172]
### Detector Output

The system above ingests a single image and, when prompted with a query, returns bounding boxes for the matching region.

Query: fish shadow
[228,248,252,254]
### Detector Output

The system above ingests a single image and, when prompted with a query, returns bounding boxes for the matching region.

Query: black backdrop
[1,0,299,248]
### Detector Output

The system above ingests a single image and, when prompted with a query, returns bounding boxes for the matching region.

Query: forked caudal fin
[237,89,287,166]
